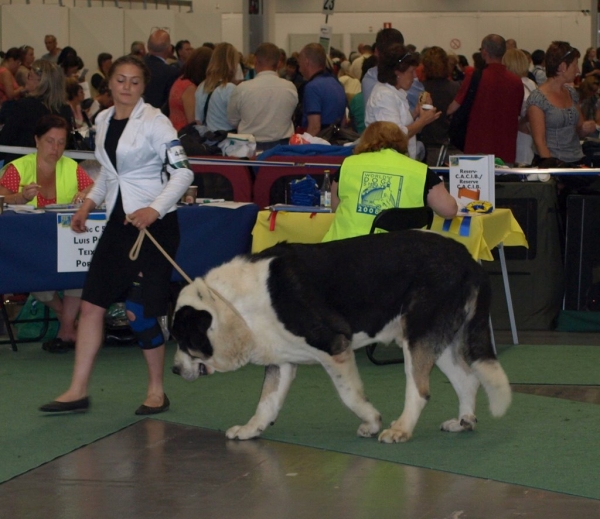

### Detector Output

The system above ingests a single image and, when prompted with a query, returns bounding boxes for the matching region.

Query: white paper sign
[448,155,495,210]
[56,212,107,272]
[319,25,332,53]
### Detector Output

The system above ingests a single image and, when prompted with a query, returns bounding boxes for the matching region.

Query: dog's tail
[464,272,511,417]
[472,360,512,417]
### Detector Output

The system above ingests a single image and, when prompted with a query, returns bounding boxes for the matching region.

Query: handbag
[317,121,360,146]
[448,69,483,151]
[177,124,223,157]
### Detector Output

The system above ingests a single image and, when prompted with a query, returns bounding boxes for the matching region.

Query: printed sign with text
[448,155,495,210]
[56,212,107,273]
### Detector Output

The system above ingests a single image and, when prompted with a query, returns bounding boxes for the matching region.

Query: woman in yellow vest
[322,121,457,242]
[0,114,94,352]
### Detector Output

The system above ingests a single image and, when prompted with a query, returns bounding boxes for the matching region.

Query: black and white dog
[172,231,511,442]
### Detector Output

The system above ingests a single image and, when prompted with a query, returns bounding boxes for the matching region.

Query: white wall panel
[123,9,176,53]
[174,11,222,48]
[221,13,243,51]
[274,12,591,59]
[69,8,124,77]
[1,5,69,53]
[275,0,589,14]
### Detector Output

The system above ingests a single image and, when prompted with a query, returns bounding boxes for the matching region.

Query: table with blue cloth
[0,203,259,294]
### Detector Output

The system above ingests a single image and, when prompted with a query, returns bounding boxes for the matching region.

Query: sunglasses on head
[398,52,412,64]
[561,48,574,62]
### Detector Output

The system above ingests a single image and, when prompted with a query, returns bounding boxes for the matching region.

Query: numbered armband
[166,139,190,169]
[161,139,190,183]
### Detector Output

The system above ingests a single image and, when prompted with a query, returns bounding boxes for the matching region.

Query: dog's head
[171,278,254,381]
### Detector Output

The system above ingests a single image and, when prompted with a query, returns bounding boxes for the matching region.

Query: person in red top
[0,47,25,106]
[448,34,524,164]
[168,46,213,131]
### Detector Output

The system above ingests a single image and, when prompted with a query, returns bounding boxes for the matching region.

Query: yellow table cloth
[252,208,528,261]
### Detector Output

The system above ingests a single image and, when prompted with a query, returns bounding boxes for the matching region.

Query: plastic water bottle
[320,171,331,208]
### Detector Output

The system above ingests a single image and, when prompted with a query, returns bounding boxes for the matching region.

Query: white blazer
[89,98,193,218]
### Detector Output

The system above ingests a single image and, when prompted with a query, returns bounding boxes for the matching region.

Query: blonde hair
[354,121,408,155]
[502,49,529,78]
[203,42,239,93]
[30,59,66,113]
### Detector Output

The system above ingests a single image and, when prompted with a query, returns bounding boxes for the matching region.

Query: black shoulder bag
[448,69,483,151]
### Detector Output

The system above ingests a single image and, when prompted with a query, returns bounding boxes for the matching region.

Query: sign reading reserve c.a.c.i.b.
[56,212,107,273]
[322,0,335,15]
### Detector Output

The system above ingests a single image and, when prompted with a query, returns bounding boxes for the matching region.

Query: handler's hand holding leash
[126,207,159,231]
[126,211,193,284]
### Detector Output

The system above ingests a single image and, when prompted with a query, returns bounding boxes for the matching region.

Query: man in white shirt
[227,42,298,151]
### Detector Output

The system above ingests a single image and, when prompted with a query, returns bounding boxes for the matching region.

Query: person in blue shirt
[298,43,346,136]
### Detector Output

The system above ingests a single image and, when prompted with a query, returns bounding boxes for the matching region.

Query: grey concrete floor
[1,420,599,519]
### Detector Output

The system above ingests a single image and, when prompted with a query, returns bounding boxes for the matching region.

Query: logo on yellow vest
[356,171,403,215]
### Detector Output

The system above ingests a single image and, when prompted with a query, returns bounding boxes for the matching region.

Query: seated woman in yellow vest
[0,114,94,352]
[322,121,457,242]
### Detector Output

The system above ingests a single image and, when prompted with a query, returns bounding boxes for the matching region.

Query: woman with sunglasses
[527,42,596,167]
[365,43,440,161]
[527,42,599,211]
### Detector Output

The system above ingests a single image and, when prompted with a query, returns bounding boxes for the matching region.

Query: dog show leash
[127,214,193,284]
[126,215,250,326]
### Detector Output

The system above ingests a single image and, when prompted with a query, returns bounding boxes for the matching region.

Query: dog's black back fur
[252,231,494,361]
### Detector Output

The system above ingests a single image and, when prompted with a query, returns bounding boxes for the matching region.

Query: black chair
[368,206,434,234]
[365,206,434,365]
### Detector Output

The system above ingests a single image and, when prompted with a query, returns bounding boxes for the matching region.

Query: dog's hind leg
[322,348,382,437]
[379,341,436,443]
[436,346,480,432]
[226,363,297,440]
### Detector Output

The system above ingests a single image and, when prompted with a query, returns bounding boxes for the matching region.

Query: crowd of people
[0,27,596,416]
[1,30,597,169]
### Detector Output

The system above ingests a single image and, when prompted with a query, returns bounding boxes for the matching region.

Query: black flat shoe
[39,397,90,413]
[135,394,170,416]
[42,338,75,354]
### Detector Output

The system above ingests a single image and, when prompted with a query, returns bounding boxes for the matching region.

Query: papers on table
[6,204,44,214]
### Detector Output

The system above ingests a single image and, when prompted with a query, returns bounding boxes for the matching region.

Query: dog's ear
[172,306,214,358]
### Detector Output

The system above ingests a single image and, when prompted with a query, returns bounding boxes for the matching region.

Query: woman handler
[40,55,193,415]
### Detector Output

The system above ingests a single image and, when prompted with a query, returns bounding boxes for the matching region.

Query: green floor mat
[1,343,599,500]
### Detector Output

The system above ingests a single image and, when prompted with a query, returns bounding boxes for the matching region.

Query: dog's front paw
[226,424,263,440]
[440,414,477,433]
[378,427,412,443]
[357,418,381,438]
